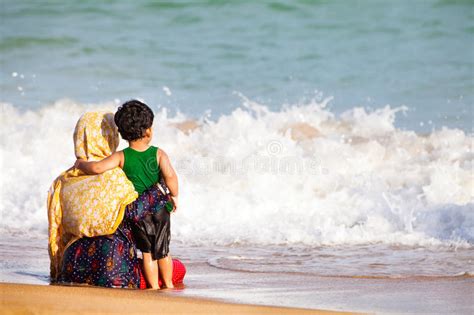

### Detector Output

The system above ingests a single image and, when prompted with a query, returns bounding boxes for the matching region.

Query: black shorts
[132,208,170,260]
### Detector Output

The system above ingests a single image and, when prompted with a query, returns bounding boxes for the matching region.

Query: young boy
[75,100,178,289]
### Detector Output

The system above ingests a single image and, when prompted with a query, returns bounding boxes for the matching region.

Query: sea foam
[0,98,472,248]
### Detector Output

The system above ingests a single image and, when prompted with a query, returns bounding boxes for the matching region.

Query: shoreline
[0,282,356,315]
[1,237,473,314]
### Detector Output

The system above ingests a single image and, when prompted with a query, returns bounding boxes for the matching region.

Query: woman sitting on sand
[47,111,185,288]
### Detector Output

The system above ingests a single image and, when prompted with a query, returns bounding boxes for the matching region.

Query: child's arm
[158,149,179,210]
[75,151,123,175]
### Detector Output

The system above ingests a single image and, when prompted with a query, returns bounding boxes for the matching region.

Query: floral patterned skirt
[58,184,183,289]
[59,219,141,289]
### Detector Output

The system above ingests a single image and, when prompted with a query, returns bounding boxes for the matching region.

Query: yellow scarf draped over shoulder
[47,112,138,281]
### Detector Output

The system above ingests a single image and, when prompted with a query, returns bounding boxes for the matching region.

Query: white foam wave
[0,97,472,248]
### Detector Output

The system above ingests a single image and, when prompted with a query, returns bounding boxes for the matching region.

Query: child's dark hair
[114,100,154,141]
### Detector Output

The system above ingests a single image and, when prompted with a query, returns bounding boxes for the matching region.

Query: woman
[48,112,185,288]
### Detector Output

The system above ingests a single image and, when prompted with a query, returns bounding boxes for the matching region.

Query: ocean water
[0,0,473,132]
[1,1,473,314]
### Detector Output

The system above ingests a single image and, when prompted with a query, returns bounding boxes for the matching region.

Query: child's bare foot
[160,285,174,290]
[146,287,160,290]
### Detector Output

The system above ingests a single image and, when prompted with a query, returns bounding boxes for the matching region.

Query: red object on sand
[139,258,186,289]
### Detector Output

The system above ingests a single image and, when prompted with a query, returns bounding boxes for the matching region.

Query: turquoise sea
[1,0,473,132]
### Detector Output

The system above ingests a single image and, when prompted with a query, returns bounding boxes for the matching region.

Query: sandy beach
[0,283,355,315]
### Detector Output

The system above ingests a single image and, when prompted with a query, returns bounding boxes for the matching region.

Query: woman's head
[114,100,154,142]
[74,112,119,160]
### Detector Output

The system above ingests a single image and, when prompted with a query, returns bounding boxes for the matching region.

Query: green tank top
[122,146,160,195]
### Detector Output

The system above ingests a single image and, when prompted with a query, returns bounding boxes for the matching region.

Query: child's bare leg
[158,255,174,288]
[142,252,159,289]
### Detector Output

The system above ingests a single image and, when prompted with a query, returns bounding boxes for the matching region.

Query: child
[75,100,178,290]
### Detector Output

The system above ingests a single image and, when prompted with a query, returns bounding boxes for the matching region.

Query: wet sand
[183,261,474,314]
[1,238,472,314]
[0,283,356,315]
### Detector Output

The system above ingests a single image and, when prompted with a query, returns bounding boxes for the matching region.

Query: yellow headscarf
[47,112,138,281]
